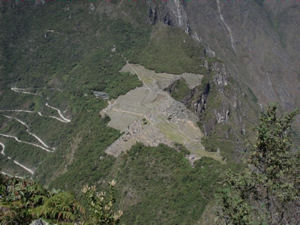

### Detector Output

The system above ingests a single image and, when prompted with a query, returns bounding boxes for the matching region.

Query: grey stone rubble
[30,219,49,225]
[93,91,109,100]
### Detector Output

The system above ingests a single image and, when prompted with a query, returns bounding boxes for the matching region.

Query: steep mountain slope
[146,0,300,148]
[148,0,300,110]
[0,0,298,224]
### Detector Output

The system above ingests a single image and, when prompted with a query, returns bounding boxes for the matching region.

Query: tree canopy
[218,105,299,225]
[0,174,121,224]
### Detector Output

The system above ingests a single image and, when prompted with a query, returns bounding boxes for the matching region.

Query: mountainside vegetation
[1,106,298,225]
[0,0,298,224]
[0,173,121,224]
[217,106,299,225]
[0,1,236,223]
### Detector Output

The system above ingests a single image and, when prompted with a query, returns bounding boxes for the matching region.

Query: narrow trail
[49,115,70,123]
[1,171,13,177]
[0,133,54,152]
[0,109,70,123]
[4,115,29,128]
[1,171,11,176]
[0,109,35,113]
[13,160,34,175]
[45,103,71,123]
[1,171,24,179]
[216,0,236,52]
[0,142,5,155]
[11,87,38,96]
[3,115,54,150]
[0,141,34,175]
[112,108,144,117]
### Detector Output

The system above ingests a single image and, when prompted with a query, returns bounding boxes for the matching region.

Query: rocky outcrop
[144,0,300,153]
[166,56,259,157]
[147,0,189,32]
[30,219,49,225]
[188,82,210,117]
[211,62,228,89]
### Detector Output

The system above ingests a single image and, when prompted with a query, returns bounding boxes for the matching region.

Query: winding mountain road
[0,133,53,153]
[1,171,24,179]
[0,87,72,176]
[13,159,34,175]
[0,141,34,175]
[11,87,38,96]
[4,115,54,149]
[0,109,70,123]
[0,142,5,155]
[45,103,71,123]
[0,109,35,113]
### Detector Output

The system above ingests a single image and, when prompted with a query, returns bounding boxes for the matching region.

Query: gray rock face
[30,219,49,225]
[146,0,300,118]
[92,91,109,100]
[204,47,216,58]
